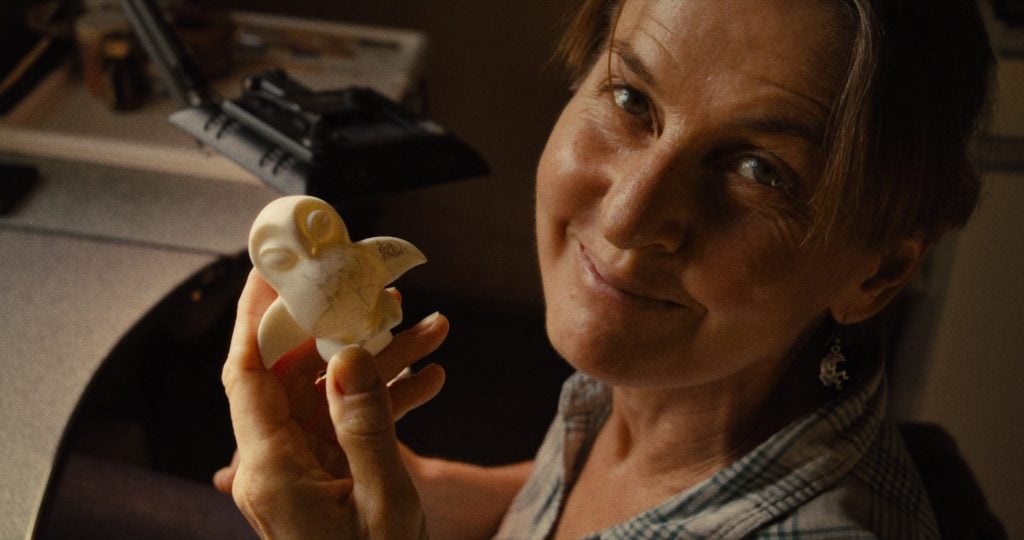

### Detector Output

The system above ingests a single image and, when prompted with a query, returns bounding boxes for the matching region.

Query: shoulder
[496,371,611,539]
[753,420,938,539]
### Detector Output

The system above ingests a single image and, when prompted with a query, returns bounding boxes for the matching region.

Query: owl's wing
[258,298,314,368]
[358,237,427,284]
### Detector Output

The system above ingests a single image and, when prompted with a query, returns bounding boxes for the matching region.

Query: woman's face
[537,0,874,389]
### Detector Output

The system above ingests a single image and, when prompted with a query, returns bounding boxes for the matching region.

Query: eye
[612,85,652,119]
[258,246,299,273]
[306,209,337,245]
[734,156,787,189]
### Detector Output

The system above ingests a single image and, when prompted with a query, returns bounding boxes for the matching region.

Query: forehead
[613,0,846,120]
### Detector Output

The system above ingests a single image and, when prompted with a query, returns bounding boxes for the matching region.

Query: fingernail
[423,311,442,325]
[331,345,377,394]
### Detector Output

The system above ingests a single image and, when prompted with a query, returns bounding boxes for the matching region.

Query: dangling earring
[819,334,849,390]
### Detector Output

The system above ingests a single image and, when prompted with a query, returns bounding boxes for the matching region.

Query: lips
[577,241,688,309]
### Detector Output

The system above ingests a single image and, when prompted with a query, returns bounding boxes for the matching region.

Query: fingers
[377,312,449,382]
[213,450,240,494]
[222,271,294,451]
[389,363,446,421]
[326,346,424,535]
[272,339,335,442]
[226,270,277,367]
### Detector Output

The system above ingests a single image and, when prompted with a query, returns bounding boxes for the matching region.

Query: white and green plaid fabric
[496,364,937,539]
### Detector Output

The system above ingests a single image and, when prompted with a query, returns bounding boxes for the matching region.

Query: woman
[216,0,994,537]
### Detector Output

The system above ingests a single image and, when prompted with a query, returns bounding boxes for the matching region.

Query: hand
[217,270,447,539]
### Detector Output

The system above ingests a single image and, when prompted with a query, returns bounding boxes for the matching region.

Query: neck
[605,381,770,475]
[594,340,826,489]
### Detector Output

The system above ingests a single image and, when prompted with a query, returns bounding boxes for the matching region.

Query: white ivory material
[249,195,426,367]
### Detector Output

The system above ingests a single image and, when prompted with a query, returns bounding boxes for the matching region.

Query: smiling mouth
[577,242,686,310]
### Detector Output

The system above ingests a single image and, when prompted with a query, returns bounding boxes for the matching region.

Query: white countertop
[0,228,212,539]
[0,158,278,539]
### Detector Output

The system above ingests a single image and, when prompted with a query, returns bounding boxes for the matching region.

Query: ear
[830,235,927,324]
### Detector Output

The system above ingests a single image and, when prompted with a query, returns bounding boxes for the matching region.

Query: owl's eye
[258,246,299,272]
[306,210,337,245]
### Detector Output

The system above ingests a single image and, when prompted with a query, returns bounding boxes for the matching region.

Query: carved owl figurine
[249,195,426,368]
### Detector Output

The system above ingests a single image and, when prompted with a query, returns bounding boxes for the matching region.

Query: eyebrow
[733,115,825,146]
[609,40,825,145]
[609,39,658,90]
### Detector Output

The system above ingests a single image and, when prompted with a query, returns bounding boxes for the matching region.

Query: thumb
[326,346,424,535]
[212,450,240,494]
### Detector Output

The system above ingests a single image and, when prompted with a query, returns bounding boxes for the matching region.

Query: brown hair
[556,0,995,248]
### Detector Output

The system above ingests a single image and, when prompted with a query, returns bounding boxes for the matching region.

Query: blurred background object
[992,0,1024,56]
[0,0,75,115]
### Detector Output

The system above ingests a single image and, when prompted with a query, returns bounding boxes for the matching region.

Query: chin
[544,305,686,388]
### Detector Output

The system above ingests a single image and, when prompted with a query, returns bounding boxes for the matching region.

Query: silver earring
[819,338,849,390]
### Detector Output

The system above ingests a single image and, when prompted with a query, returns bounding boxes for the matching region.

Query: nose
[598,149,696,254]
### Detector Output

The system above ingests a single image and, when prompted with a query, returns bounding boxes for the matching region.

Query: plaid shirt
[496,365,937,539]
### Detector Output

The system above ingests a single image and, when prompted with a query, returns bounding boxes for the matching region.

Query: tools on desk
[120,0,488,203]
[75,1,233,111]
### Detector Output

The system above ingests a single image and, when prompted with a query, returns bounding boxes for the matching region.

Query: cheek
[686,222,838,333]
[534,135,565,276]
[536,107,611,250]
[537,96,618,192]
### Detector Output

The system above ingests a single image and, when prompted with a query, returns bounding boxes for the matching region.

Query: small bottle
[101,33,148,111]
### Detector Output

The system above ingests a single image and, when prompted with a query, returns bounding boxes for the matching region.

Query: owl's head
[248,195,350,290]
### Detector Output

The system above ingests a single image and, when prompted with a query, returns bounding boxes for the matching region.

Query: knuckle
[231,469,273,517]
[336,393,397,450]
[340,423,396,452]
[221,364,239,397]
